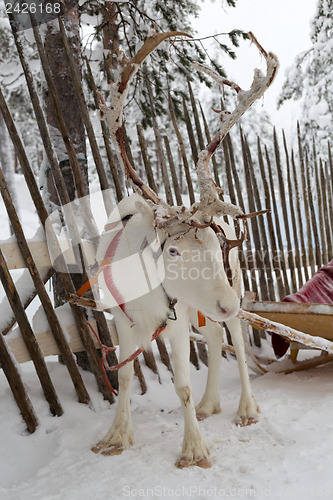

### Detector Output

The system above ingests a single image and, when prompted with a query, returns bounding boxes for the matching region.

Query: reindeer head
[97,31,279,323]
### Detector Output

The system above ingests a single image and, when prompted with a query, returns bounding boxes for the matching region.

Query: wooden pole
[168,93,195,204]
[2,268,54,336]
[240,131,261,302]
[297,123,313,276]
[182,96,198,165]
[136,123,157,193]
[257,138,285,300]
[273,129,297,292]
[242,133,269,300]
[223,134,250,292]
[304,148,318,272]
[324,161,333,260]
[199,102,221,188]
[282,130,304,287]
[291,149,309,283]
[187,79,205,150]
[0,248,63,417]
[265,145,289,296]
[319,159,332,261]
[144,75,174,206]
[163,135,183,205]
[245,137,276,301]
[0,331,38,433]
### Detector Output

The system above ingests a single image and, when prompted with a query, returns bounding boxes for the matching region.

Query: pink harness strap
[102,223,134,323]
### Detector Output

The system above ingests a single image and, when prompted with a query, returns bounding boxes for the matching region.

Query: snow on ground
[1,350,333,500]
[2,176,333,499]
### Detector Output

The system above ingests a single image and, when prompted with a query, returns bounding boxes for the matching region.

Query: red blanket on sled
[272,259,333,357]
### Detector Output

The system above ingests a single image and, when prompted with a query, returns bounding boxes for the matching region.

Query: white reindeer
[92,31,278,468]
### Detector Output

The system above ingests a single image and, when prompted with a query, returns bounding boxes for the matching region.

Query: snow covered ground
[1,175,333,499]
[2,349,333,500]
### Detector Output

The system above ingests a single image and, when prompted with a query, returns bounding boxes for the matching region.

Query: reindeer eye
[168,247,180,257]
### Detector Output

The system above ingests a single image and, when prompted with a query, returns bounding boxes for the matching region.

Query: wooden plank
[6,319,118,364]
[0,239,95,270]
[242,292,333,339]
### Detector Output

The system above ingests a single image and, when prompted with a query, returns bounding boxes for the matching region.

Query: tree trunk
[42,5,89,369]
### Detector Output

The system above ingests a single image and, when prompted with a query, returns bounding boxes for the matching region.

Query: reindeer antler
[98,30,192,206]
[192,32,279,219]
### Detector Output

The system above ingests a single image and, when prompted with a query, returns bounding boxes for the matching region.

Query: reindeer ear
[134,197,154,225]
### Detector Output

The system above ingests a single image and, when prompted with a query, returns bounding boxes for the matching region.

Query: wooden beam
[0,239,95,270]
[6,319,118,364]
[241,292,333,342]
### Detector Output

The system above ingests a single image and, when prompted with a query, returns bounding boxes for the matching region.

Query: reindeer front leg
[92,316,136,455]
[225,316,260,426]
[189,309,223,420]
[168,305,211,469]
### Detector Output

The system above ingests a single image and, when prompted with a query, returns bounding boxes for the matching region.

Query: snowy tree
[278,0,333,152]
[0,4,43,173]
[81,0,247,127]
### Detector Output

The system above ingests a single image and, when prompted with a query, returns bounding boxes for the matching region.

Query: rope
[86,319,168,397]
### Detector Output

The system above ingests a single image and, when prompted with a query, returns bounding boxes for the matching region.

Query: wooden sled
[240,292,333,374]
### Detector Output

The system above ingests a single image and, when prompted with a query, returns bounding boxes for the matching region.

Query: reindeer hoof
[195,457,212,469]
[196,406,221,421]
[91,442,104,454]
[236,416,259,427]
[196,412,208,421]
[175,456,212,469]
[101,444,124,456]
[91,442,124,455]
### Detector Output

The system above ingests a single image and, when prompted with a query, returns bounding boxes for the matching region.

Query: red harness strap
[77,219,133,322]
[102,226,133,322]
[87,317,168,396]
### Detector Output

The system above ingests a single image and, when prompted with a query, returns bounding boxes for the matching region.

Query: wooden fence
[0,17,332,432]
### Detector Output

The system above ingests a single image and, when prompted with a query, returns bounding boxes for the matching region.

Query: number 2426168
[5,3,61,15]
